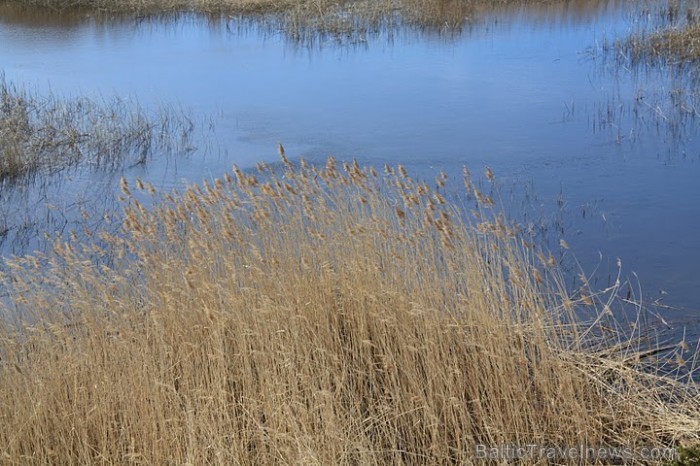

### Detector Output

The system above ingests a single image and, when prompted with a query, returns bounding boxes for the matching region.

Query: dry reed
[0,155,698,464]
[0,0,608,39]
[625,23,700,63]
[619,2,700,64]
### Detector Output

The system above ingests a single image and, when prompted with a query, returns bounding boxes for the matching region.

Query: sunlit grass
[0,153,697,464]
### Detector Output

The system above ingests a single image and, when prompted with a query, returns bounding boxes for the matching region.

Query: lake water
[1,1,699,338]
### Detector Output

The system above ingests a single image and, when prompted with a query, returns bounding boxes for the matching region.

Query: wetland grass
[619,2,700,64]
[0,156,698,464]
[602,4,700,142]
[0,75,194,184]
[0,0,614,38]
[625,23,700,63]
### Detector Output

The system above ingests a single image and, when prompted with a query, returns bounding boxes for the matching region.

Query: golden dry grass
[0,154,698,464]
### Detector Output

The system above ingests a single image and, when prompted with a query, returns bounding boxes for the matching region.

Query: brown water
[1,0,699,337]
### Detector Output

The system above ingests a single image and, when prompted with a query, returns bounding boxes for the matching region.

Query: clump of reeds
[0,154,698,464]
[0,74,194,184]
[619,2,700,65]
[625,23,700,63]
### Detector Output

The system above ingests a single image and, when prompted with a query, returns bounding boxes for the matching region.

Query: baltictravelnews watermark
[474,443,677,462]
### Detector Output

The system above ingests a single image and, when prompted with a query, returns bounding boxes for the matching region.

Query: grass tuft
[625,23,700,63]
[618,2,700,65]
[0,74,195,184]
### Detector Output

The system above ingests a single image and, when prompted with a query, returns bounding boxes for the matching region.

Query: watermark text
[475,444,677,462]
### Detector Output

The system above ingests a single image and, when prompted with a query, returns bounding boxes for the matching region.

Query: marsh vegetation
[0,0,625,40]
[594,2,700,145]
[0,156,698,463]
[617,1,700,64]
[626,23,700,63]
[0,75,195,184]
[1,1,700,463]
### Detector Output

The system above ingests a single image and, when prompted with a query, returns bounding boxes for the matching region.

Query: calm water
[1,1,699,335]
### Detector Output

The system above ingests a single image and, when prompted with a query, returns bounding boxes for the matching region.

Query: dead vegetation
[0,0,618,39]
[618,1,700,64]
[625,23,700,63]
[0,74,195,184]
[0,153,698,464]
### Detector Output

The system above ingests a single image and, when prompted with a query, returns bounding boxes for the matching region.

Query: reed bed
[618,1,700,64]
[0,0,498,16]
[625,23,700,63]
[0,75,194,184]
[0,154,698,464]
[0,0,603,39]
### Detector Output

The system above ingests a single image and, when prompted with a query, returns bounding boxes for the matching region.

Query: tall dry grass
[0,153,698,464]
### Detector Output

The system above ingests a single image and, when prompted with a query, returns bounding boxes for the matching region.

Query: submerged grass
[0,154,698,464]
[619,2,700,64]
[572,4,700,151]
[0,75,194,184]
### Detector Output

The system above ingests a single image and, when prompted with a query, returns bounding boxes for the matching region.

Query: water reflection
[476,0,628,25]
[0,0,634,44]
